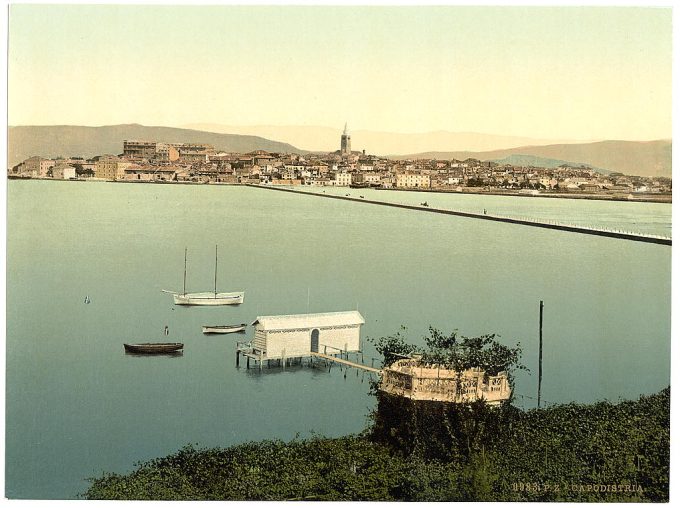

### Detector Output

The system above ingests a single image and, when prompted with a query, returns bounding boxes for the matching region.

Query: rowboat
[124,343,184,354]
[202,323,247,334]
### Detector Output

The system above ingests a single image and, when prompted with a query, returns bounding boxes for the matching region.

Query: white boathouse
[250,311,365,360]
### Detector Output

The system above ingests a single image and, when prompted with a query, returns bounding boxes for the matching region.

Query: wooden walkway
[310,351,381,373]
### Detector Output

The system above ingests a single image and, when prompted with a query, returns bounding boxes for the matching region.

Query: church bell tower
[340,123,351,155]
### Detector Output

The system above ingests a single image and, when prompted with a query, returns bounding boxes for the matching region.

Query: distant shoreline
[7,176,672,204]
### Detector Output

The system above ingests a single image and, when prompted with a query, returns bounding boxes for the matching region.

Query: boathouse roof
[251,311,365,331]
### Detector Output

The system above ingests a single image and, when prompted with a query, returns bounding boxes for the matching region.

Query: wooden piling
[538,300,544,409]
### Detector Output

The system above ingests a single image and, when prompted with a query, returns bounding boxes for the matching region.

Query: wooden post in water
[182,247,187,297]
[214,244,218,297]
[537,300,544,409]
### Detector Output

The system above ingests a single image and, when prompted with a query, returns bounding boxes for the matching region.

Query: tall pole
[214,244,218,297]
[183,247,187,296]
[538,300,544,409]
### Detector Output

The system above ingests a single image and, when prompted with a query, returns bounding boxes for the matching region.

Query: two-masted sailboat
[163,246,244,306]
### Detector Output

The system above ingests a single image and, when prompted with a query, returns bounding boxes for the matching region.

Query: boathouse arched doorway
[311,329,319,353]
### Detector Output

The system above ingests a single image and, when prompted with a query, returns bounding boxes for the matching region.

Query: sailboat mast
[183,247,187,296]
[214,244,218,297]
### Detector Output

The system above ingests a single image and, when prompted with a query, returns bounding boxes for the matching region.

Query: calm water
[6,180,671,499]
[296,185,672,237]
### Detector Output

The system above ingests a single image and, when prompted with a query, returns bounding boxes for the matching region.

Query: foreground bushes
[84,387,669,501]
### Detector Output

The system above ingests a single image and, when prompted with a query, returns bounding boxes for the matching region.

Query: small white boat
[202,323,248,334]
[171,291,244,306]
[163,246,244,306]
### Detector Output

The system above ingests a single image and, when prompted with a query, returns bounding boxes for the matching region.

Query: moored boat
[171,291,244,306]
[202,323,248,334]
[124,342,184,354]
[163,246,244,306]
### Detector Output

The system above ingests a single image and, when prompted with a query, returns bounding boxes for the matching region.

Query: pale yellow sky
[7,5,673,141]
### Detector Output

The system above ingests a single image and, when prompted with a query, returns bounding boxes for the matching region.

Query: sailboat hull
[173,291,244,306]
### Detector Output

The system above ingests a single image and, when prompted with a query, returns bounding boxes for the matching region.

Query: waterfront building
[14,156,55,177]
[396,172,431,189]
[51,163,76,180]
[341,123,351,156]
[353,172,382,185]
[271,178,302,185]
[381,175,395,188]
[122,165,178,182]
[540,177,558,189]
[75,161,96,173]
[305,176,331,186]
[94,156,133,180]
[380,358,511,405]
[251,311,365,360]
[334,171,352,187]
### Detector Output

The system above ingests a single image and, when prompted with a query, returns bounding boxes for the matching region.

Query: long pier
[248,185,671,246]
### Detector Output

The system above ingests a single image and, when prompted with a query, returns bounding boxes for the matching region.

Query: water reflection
[124,351,184,358]
[240,357,379,386]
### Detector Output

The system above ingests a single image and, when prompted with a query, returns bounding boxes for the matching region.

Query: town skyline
[8,5,672,141]
[9,134,672,205]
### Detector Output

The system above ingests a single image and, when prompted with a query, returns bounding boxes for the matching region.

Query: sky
[7,4,673,141]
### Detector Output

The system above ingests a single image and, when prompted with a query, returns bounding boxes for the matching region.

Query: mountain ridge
[7,124,303,167]
[388,140,672,178]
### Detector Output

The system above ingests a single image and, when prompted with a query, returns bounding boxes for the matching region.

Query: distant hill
[390,140,672,178]
[491,154,612,175]
[183,123,582,154]
[7,124,302,167]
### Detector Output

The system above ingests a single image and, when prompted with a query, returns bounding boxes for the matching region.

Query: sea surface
[5,180,672,499]
[295,185,672,237]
